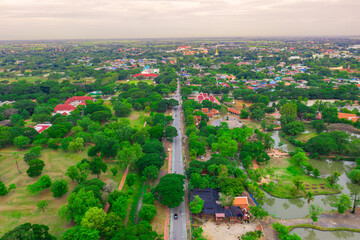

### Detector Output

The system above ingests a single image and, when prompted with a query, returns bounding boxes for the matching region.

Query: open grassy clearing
[0,146,123,238]
[117,79,154,85]
[296,132,317,142]
[0,76,47,84]
[261,157,340,198]
[128,110,146,129]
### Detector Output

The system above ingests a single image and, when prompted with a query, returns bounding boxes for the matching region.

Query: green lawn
[261,157,340,198]
[0,146,123,238]
[117,79,154,85]
[296,132,317,142]
[0,76,47,84]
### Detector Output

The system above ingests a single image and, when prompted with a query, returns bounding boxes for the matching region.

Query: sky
[0,0,359,40]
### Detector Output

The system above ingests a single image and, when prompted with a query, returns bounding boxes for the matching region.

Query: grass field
[261,157,340,198]
[117,79,154,85]
[0,146,123,238]
[296,132,317,142]
[128,111,147,129]
[0,76,47,84]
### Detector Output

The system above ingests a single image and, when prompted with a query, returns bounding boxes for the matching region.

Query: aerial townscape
[1,0,360,239]
[1,37,360,240]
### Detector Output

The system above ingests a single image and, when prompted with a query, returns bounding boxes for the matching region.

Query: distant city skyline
[1,0,359,40]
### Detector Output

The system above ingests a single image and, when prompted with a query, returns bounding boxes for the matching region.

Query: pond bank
[261,212,360,240]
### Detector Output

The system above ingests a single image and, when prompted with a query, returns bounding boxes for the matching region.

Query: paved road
[170,79,187,240]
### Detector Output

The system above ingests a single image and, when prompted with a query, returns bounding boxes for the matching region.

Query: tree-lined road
[170,79,187,240]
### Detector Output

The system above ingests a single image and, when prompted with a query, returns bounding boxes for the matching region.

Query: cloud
[0,0,359,40]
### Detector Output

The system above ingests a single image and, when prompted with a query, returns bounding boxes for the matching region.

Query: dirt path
[104,164,130,213]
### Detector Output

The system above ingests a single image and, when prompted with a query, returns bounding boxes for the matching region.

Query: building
[190,188,243,221]
[65,96,95,107]
[338,112,359,122]
[227,107,240,116]
[193,92,221,105]
[53,96,94,115]
[233,196,250,211]
[33,124,52,133]
[133,73,159,79]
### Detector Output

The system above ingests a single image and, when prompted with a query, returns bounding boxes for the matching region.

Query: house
[190,188,243,220]
[227,107,240,116]
[338,112,359,122]
[33,124,52,133]
[193,92,221,105]
[194,115,202,126]
[65,96,95,107]
[53,104,76,115]
[133,73,159,79]
[233,196,250,211]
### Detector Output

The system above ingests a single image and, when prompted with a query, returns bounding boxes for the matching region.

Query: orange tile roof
[338,112,358,122]
[233,197,249,206]
[201,108,209,113]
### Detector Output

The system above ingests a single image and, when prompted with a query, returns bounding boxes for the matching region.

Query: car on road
[174,213,178,219]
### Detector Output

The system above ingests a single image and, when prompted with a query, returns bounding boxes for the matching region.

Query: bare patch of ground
[200,218,258,240]
[327,123,360,134]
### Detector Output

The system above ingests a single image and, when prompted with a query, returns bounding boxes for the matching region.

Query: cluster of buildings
[53,96,95,115]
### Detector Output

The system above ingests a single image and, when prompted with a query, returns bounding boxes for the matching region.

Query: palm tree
[12,152,21,174]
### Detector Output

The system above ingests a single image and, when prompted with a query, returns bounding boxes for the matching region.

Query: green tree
[59,189,102,223]
[50,179,68,198]
[164,125,178,141]
[13,135,30,149]
[313,168,320,178]
[282,121,305,136]
[331,194,352,213]
[68,137,85,152]
[26,159,45,178]
[37,200,48,212]
[280,102,297,117]
[142,165,159,183]
[309,204,322,223]
[153,174,186,208]
[81,207,106,230]
[89,157,107,179]
[126,174,136,187]
[190,195,204,214]
[27,175,52,194]
[62,226,100,240]
[326,171,341,186]
[322,107,338,123]
[1,223,56,240]
[117,143,144,168]
[249,206,269,220]
[111,167,118,177]
[114,101,131,117]
[311,120,326,134]
[250,109,265,121]
[139,204,157,222]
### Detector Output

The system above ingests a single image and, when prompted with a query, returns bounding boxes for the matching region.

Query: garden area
[0,146,124,238]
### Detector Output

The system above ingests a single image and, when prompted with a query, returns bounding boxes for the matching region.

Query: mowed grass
[261,157,340,198]
[117,79,154,85]
[128,111,146,129]
[0,76,47,84]
[0,146,123,238]
[296,132,317,142]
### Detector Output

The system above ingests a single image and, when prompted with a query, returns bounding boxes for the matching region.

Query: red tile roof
[133,73,159,78]
[65,96,94,105]
[54,104,76,111]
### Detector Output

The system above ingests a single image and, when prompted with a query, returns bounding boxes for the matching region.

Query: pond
[261,158,360,219]
[291,228,360,240]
